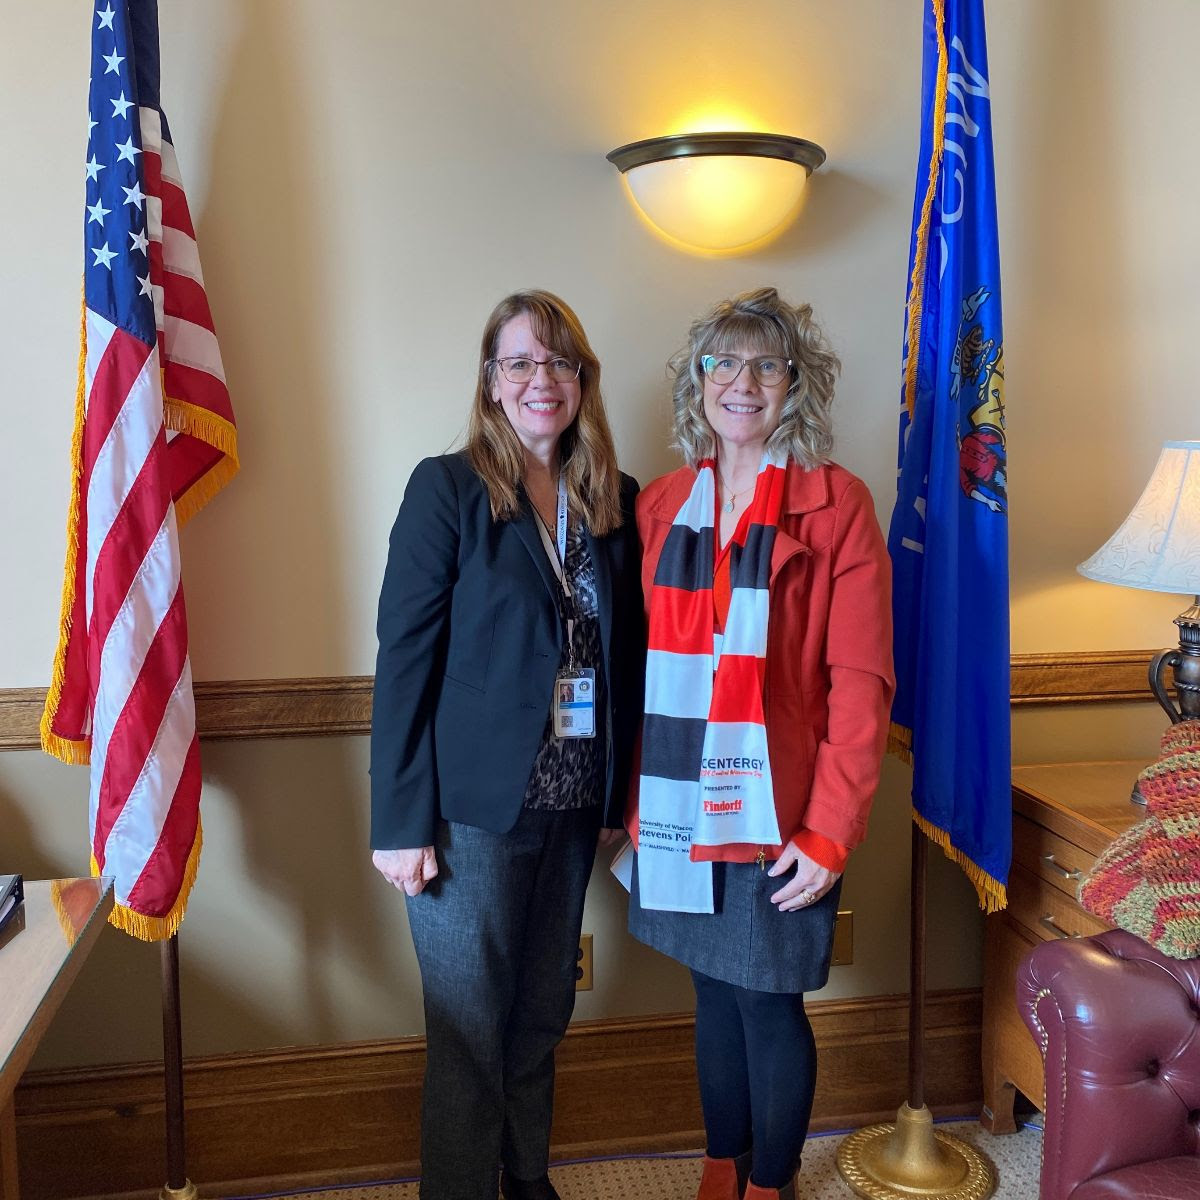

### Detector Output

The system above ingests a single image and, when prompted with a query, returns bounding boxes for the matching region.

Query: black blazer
[370,453,644,849]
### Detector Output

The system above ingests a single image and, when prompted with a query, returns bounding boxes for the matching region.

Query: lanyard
[533,475,576,665]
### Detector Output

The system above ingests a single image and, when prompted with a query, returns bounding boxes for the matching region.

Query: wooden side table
[980,761,1147,1134]
[0,877,113,1200]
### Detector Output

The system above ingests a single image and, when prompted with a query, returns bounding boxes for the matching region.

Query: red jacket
[626,460,895,861]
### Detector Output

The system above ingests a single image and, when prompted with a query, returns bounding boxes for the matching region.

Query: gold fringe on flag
[902,0,949,421]
[163,382,240,528]
[41,288,92,766]
[174,456,240,528]
[911,808,1008,914]
[892,723,1008,913]
[887,720,914,765]
[96,817,204,942]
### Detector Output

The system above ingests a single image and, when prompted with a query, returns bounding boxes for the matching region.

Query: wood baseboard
[14,990,981,1200]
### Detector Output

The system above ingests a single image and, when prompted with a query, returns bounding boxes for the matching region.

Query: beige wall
[1,0,1196,1070]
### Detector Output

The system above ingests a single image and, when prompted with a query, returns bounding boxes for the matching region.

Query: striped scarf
[637,452,786,913]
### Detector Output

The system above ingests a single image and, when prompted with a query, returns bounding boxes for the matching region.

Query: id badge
[553,667,596,738]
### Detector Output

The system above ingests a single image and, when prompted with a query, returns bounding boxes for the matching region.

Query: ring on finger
[799,890,815,904]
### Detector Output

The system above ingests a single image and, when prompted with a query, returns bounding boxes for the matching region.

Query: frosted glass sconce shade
[606,132,825,254]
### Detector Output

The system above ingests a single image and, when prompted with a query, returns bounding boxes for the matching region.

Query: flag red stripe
[124,733,201,919]
[159,176,197,240]
[163,271,216,334]
[148,236,164,291]
[141,138,162,189]
[86,432,171,675]
[93,584,188,857]
[167,435,226,504]
[163,358,235,424]
[81,331,154,488]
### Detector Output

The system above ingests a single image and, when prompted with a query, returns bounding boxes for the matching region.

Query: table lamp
[1077,440,1200,724]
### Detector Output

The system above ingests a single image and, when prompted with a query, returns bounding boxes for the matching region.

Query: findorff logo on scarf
[637,452,786,914]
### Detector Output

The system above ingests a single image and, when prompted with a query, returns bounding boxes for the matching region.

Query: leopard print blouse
[522,521,607,811]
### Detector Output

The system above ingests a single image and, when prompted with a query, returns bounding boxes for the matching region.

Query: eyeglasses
[490,356,582,384]
[700,354,793,387]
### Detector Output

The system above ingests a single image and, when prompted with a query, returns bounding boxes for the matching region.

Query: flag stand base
[835,1103,994,1199]
[158,1182,198,1200]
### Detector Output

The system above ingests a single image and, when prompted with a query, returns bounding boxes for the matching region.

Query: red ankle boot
[743,1177,796,1200]
[695,1151,752,1200]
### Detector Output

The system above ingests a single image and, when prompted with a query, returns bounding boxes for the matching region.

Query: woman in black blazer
[370,290,642,1200]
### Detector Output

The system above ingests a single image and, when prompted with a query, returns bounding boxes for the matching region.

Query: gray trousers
[405,805,601,1200]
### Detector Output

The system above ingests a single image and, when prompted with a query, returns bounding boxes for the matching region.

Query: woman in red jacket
[626,288,894,1200]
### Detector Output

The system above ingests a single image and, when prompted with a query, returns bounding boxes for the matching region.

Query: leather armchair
[1017,929,1200,1199]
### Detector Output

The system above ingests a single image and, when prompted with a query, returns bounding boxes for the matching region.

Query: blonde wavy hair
[669,287,840,468]
[466,290,623,534]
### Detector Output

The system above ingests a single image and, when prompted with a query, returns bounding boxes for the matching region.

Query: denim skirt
[628,851,842,994]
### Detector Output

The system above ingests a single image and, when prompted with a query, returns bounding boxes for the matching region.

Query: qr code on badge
[561,714,573,729]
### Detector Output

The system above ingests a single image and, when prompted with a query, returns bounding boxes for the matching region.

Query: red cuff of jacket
[793,828,850,873]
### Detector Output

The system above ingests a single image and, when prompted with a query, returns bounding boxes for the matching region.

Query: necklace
[718,470,755,514]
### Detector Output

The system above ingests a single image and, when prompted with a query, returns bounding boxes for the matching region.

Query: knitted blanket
[1079,719,1200,959]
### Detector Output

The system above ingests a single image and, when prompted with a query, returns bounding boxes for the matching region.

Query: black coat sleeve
[369,457,460,849]
[605,472,646,827]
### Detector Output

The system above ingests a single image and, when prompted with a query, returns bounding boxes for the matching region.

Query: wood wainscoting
[15,991,980,1200]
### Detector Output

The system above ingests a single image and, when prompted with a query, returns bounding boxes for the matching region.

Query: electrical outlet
[575,933,593,990]
[831,909,853,966]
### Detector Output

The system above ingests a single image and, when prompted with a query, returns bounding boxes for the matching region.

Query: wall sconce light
[606,132,826,255]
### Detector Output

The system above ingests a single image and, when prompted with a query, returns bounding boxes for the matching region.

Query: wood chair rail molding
[0,650,1158,752]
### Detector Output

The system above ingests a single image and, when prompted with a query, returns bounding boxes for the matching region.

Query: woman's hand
[767,841,840,912]
[597,828,626,848]
[372,847,438,896]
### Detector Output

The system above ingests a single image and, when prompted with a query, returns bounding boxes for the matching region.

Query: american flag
[41,0,238,941]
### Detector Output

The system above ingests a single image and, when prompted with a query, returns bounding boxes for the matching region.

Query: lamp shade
[607,133,825,254]
[1077,440,1200,594]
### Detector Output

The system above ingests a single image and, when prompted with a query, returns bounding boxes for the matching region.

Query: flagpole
[834,830,993,1199]
[908,827,926,1113]
[159,934,197,1200]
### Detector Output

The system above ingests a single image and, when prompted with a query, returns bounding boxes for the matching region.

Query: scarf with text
[637,452,786,912]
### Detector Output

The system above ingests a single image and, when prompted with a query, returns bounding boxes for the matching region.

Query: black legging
[691,969,818,1190]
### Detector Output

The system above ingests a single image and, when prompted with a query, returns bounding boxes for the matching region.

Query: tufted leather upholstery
[1017,929,1200,1200]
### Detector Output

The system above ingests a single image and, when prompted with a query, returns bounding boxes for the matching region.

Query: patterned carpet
[221,1120,1043,1200]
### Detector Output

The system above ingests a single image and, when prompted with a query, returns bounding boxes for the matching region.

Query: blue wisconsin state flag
[888,0,1010,912]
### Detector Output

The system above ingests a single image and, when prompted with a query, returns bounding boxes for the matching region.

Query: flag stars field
[86,27,147,279]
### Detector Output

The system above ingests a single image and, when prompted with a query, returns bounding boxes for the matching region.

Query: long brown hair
[465,290,622,534]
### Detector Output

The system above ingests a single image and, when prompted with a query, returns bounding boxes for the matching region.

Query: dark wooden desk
[0,878,113,1200]
[980,761,1147,1134]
